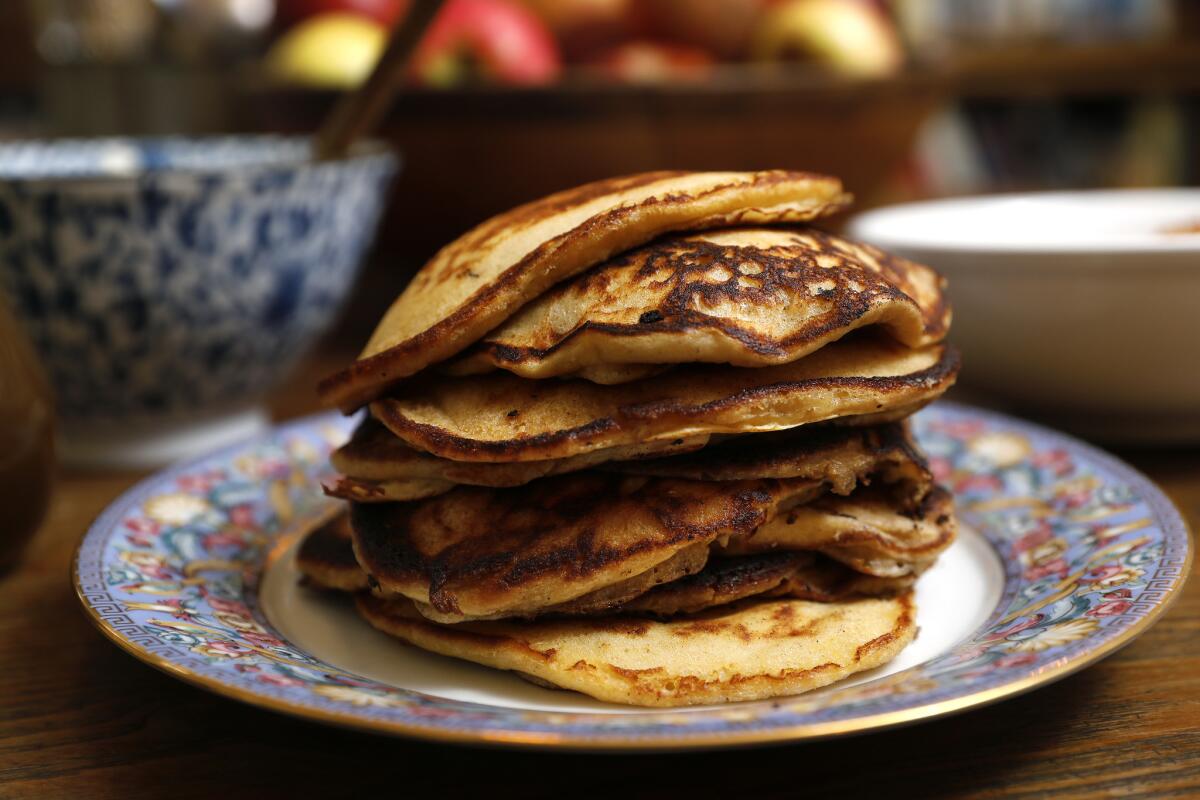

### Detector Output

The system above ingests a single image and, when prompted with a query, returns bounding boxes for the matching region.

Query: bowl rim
[0,135,398,186]
[848,188,1200,257]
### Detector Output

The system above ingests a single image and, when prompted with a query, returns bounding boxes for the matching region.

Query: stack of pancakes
[301,171,960,707]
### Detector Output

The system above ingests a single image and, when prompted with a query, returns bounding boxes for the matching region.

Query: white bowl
[848,189,1200,444]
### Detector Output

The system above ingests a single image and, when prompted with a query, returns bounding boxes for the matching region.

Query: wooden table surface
[2,354,1197,800]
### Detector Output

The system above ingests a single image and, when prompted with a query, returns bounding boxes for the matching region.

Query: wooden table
[2,355,1197,799]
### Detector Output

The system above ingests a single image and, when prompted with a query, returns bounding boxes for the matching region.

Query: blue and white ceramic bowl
[0,137,397,466]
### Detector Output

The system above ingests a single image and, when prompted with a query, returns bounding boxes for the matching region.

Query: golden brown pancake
[416,542,715,623]
[326,416,707,501]
[541,543,711,618]
[444,228,949,382]
[297,518,913,616]
[327,419,930,503]
[319,171,850,411]
[370,334,959,463]
[356,591,916,707]
[720,484,957,577]
[349,473,825,622]
[296,513,369,592]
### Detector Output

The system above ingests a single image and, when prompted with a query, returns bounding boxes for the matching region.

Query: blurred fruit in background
[410,0,561,86]
[260,0,908,88]
[752,0,904,76]
[265,0,561,87]
[586,40,714,83]
[266,11,388,86]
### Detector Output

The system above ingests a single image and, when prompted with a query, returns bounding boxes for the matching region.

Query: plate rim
[71,402,1193,750]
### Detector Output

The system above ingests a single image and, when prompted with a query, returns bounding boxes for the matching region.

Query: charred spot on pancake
[446,228,950,387]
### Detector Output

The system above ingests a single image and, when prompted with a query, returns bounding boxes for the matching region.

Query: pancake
[444,228,950,382]
[776,561,919,602]
[720,485,957,577]
[319,171,851,411]
[370,334,959,463]
[328,419,929,503]
[356,591,916,706]
[326,416,708,501]
[416,542,714,623]
[296,513,368,592]
[297,516,914,615]
[538,543,711,618]
[350,473,826,622]
[295,511,709,603]
[606,421,931,498]
[612,551,912,617]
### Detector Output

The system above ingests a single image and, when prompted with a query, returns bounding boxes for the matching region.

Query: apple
[751,0,904,76]
[265,12,388,87]
[410,0,561,86]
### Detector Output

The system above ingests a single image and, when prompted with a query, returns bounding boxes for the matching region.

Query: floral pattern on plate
[74,403,1191,747]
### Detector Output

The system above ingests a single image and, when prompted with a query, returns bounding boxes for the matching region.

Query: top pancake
[318,171,850,411]
[444,228,949,382]
[370,334,959,463]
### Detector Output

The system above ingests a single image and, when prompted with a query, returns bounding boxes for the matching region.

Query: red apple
[410,0,561,86]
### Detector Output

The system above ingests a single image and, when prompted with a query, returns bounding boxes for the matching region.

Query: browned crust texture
[318,170,849,411]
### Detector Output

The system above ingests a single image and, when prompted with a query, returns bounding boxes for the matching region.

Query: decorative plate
[73,402,1192,749]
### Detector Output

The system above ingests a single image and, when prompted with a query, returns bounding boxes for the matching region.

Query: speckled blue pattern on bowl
[0,137,397,423]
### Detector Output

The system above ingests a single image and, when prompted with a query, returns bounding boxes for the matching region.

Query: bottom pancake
[355,592,915,707]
